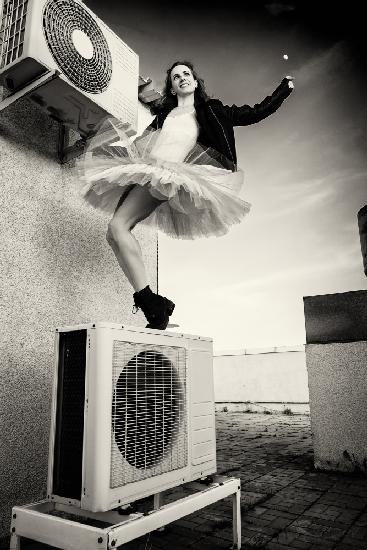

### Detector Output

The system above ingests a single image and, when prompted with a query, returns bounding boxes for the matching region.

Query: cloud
[264,2,296,16]
[261,176,337,219]
[207,251,362,298]
[293,41,351,86]
[291,169,359,194]
[262,167,367,219]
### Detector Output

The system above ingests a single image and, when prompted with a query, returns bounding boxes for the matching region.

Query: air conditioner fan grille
[42,0,112,94]
[111,342,187,488]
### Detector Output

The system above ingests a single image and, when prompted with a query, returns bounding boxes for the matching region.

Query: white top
[150,106,199,163]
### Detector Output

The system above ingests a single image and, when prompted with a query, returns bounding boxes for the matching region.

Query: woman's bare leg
[106,184,165,292]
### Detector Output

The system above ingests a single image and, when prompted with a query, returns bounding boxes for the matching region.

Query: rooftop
[25,412,367,550]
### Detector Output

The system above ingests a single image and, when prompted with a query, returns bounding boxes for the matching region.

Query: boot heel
[165,299,175,316]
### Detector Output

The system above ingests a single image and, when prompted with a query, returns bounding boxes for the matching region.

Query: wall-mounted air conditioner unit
[48,323,217,513]
[0,0,138,137]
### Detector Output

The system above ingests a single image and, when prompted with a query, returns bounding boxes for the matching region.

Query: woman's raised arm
[217,76,294,126]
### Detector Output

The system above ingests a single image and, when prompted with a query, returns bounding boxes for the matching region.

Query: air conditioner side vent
[53,329,87,500]
[0,0,28,70]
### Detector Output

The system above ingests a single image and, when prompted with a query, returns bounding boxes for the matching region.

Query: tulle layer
[74,116,251,239]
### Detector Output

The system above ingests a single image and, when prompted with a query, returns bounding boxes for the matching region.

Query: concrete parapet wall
[304,290,367,474]
[213,346,308,404]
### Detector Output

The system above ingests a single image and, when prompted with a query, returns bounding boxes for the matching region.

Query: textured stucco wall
[0,92,157,543]
[213,346,308,403]
[306,342,367,473]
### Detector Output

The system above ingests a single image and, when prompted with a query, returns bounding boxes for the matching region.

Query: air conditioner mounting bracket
[0,69,61,112]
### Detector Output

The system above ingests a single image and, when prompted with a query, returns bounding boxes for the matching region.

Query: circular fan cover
[42,0,112,94]
[113,351,183,470]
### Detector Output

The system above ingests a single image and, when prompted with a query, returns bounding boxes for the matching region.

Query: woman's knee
[107,216,131,243]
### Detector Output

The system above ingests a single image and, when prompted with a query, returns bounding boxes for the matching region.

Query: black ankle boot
[133,285,175,330]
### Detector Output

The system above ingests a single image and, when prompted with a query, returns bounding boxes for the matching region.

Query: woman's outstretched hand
[285,75,295,89]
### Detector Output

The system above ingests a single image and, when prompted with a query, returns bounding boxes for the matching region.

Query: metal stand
[57,122,89,164]
[10,475,241,549]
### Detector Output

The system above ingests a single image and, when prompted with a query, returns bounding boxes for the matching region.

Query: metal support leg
[232,485,241,549]
[10,533,21,550]
[154,492,166,532]
[153,492,163,510]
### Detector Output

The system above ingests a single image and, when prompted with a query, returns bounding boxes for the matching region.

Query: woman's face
[170,64,197,97]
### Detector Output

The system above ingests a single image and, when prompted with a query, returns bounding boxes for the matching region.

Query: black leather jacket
[149,78,293,171]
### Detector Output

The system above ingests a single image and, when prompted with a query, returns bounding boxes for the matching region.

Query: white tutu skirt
[74,116,251,239]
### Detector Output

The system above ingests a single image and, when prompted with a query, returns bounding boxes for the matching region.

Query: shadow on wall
[0,87,59,161]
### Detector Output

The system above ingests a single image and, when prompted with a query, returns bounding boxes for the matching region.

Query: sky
[85,0,367,351]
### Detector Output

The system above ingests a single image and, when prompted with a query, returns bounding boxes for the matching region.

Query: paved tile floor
[18,412,367,549]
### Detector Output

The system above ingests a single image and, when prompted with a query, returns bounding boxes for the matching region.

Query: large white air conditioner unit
[48,323,217,513]
[0,0,139,137]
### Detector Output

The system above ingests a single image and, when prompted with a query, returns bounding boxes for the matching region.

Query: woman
[76,61,294,330]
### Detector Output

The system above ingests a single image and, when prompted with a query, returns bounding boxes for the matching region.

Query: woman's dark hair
[152,60,210,113]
